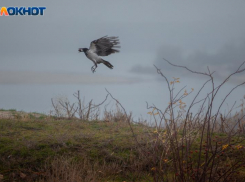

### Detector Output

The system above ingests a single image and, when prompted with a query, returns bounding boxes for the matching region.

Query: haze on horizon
[1,0,245,118]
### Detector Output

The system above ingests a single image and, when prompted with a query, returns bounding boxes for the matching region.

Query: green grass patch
[0,118,150,181]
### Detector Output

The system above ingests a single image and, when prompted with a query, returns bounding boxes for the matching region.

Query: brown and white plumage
[78,36,120,73]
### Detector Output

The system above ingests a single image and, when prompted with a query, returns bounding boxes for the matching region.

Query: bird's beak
[78,48,83,53]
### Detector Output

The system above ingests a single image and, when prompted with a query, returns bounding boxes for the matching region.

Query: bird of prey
[78,36,120,73]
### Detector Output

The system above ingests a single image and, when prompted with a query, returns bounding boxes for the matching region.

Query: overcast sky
[1,0,245,118]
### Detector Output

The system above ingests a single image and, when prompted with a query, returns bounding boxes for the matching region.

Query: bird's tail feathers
[102,59,113,69]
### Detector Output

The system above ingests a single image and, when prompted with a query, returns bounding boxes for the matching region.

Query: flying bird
[78,36,120,73]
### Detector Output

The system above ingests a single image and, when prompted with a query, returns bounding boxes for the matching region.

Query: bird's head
[78,48,84,53]
[78,48,88,53]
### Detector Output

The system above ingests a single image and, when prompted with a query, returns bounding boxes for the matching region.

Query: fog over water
[1,1,245,119]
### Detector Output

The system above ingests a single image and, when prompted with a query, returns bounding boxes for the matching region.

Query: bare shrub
[142,60,245,181]
[51,96,74,118]
[51,90,135,123]
[51,91,109,121]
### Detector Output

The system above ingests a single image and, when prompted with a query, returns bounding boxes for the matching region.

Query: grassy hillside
[0,113,245,182]
[0,116,154,182]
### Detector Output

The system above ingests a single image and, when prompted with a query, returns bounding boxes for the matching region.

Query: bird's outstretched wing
[89,36,120,56]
